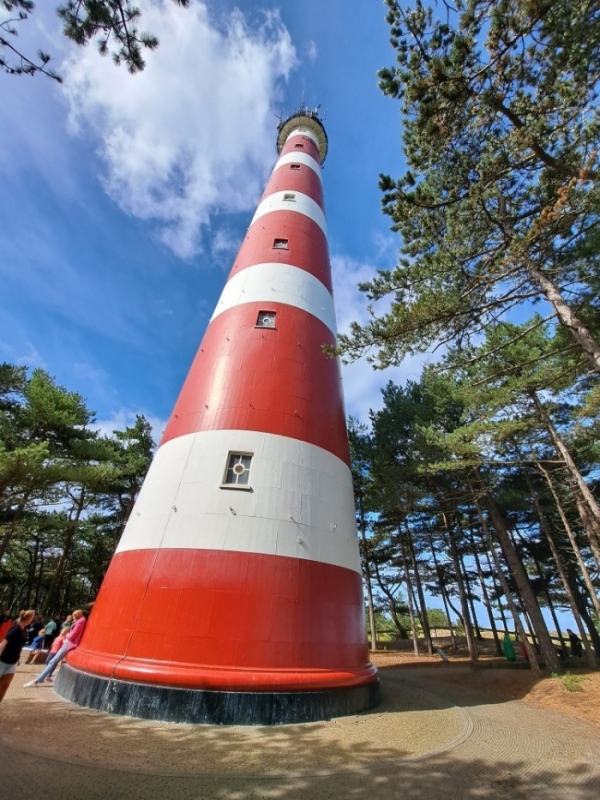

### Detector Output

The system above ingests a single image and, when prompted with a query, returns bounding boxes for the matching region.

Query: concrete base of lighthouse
[55,664,381,725]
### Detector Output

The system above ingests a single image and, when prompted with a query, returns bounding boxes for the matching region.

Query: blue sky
[1,0,425,441]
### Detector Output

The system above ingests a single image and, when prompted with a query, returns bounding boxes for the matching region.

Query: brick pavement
[1,665,599,799]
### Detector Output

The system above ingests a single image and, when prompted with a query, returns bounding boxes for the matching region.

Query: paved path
[1,666,599,799]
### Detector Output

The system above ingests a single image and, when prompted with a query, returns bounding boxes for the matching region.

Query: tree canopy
[340,4,600,671]
[0,363,155,615]
[1,0,189,82]
[352,320,600,671]
[339,0,600,374]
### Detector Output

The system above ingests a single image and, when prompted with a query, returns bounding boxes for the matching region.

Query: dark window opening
[256,311,276,329]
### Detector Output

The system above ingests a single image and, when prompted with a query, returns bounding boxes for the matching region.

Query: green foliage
[427,607,450,631]
[347,319,599,667]
[0,362,155,615]
[1,0,189,82]
[339,0,600,374]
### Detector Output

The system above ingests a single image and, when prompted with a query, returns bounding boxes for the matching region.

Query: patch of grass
[552,672,588,692]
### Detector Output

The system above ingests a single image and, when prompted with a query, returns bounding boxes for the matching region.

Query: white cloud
[306,40,318,61]
[93,409,168,448]
[331,254,429,423]
[210,224,244,262]
[60,1,297,258]
[0,340,47,370]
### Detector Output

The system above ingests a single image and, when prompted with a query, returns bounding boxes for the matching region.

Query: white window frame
[221,452,254,491]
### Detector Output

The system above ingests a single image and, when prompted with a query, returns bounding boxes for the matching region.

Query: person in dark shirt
[0,609,35,702]
[567,628,583,657]
[26,615,44,645]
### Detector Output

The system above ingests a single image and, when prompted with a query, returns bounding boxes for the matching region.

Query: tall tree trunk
[429,535,458,651]
[568,567,600,655]
[0,493,31,562]
[442,513,478,663]
[372,559,409,639]
[460,550,482,640]
[521,465,596,666]
[473,495,542,675]
[525,257,600,373]
[530,390,600,549]
[484,549,510,634]
[357,495,377,651]
[33,549,45,610]
[42,487,86,615]
[403,525,434,655]
[469,528,502,655]
[572,489,600,568]
[23,541,38,609]
[400,539,420,657]
[536,462,600,618]
[474,475,560,672]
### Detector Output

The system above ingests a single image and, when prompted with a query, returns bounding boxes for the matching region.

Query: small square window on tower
[294,143,304,149]
[256,311,276,329]
[222,452,253,488]
[273,238,288,249]
[290,164,301,170]
[283,193,296,202]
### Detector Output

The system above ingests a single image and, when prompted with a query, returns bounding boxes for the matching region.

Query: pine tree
[339,0,600,373]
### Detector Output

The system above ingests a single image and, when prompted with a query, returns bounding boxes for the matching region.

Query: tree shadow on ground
[1,738,599,800]
[2,666,600,800]
[376,660,600,708]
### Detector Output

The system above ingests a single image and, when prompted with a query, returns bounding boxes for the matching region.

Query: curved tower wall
[60,115,378,722]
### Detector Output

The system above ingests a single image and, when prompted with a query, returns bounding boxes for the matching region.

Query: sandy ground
[2,647,600,799]
[371,644,600,731]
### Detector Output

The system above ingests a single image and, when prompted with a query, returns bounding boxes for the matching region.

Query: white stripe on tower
[251,191,327,233]
[116,430,360,574]
[211,263,337,334]
[275,151,322,177]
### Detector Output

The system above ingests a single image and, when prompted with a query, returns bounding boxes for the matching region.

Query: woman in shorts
[0,609,35,702]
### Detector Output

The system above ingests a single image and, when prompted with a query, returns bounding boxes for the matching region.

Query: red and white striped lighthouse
[58,109,379,724]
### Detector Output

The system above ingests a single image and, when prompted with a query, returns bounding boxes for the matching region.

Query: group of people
[502,627,585,663]
[0,608,87,702]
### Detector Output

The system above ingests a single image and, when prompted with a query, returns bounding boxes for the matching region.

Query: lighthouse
[56,108,380,724]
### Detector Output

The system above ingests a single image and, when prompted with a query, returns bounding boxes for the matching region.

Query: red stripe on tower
[60,109,379,724]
